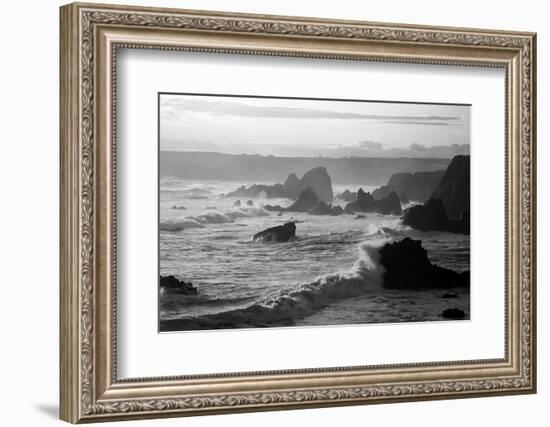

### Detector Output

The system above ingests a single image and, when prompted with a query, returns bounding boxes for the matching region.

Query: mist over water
[159,178,470,330]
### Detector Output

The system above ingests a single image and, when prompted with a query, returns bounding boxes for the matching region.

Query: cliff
[373,170,445,203]
[160,151,451,186]
[430,155,470,219]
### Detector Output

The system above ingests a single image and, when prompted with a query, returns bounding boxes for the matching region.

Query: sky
[159,94,470,158]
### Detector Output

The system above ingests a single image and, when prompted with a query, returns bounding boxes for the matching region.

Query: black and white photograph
[158,93,471,332]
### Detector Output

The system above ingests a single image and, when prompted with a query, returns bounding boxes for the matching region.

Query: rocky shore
[379,237,469,289]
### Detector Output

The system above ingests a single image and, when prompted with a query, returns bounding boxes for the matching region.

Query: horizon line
[159,149,468,160]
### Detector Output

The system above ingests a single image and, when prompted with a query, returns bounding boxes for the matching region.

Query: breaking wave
[160,239,389,330]
[160,207,269,231]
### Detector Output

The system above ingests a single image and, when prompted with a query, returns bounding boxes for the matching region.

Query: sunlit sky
[160,94,470,158]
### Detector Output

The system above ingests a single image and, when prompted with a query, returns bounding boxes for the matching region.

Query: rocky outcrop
[282,173,302,199]
[160,275,198,295]
[246,200,254,206]
[226,167,333,202]
[233,200,241,207]
[400,156,470,233]
[430,155,469,219]
[372,185,403,203]
[286,188,319,212]
[336,189,356,202]
[391,171,444,202]
[372,170,445,204]
[308,201,344,216]
[378,238,469,290]
[253,222,296,243]
[344,189,401,215]
[441,308,466,319]
[226,183,286,199]
[300,167,333,202]
[402,198,469,234]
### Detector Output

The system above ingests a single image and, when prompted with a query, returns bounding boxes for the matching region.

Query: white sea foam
[163,239,390,328]
[160,207,269,231]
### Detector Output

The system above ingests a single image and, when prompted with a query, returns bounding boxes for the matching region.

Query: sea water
[159,178,470,330]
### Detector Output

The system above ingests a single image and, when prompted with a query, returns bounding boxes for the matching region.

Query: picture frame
[59,2,536,423]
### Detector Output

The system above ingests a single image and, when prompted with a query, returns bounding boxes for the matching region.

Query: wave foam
[160,207,269,232]
[161,239,389,330]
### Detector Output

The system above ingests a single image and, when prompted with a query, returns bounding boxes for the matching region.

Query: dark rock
[403,199,448,230]
[381,170,445,203]
[300,167,333,202]
[160,275,198,295]
[441,292,459,299]
[286,188,319,212]
[372,185,406,203]
[375,191,402,215]
[308,201,332,215]
[227,183,286,199]
[344,189,401,215]
[336,189,356,202]
[308,201,344,216]
[171,205,186,210]
[246,200,254,206]
[330,205,344,216]
[253,222,296,243]
[378,237,469,290]
[354,214,366,219]
[226,166,333,202]
[431,155,469,219]
[233,200,241,207]
[402,198,468,234]
[187,195,208,200]
[441,308,466,319]
[264,204,284,212]
[282,173,302,199]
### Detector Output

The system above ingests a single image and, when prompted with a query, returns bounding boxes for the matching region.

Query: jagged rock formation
[344,188,401,215]
[378,238,469,290]
[308,201,344,216]
[400,156,470,234]
[286,188,319,212]
[226,167,333,202]
[431,155,470,219]
[402,199,469,234]
[372,184,403,203]
[253,222,296,243]
[227,183,286,199]
[282,173,302,199]
[372,170,445,204]
[299,167,333,202]
[160,275,198,295]
[441,308,466,319]
[335,189,356,202]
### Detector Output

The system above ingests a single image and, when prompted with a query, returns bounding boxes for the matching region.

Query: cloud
[161,96,465,127]
[358,140,384,150]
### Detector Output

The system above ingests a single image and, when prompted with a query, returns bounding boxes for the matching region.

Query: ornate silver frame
[60,2,536,423]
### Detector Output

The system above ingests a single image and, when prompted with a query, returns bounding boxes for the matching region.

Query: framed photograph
[60,2,537,423]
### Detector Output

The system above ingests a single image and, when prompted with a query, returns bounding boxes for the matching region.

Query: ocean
[159,178,470,331]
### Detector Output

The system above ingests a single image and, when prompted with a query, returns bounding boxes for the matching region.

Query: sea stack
[378,238,469,290]
[431,155,470,219]
[344,188,401,215]
[253,222,296,243]
[299,166,333,203]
